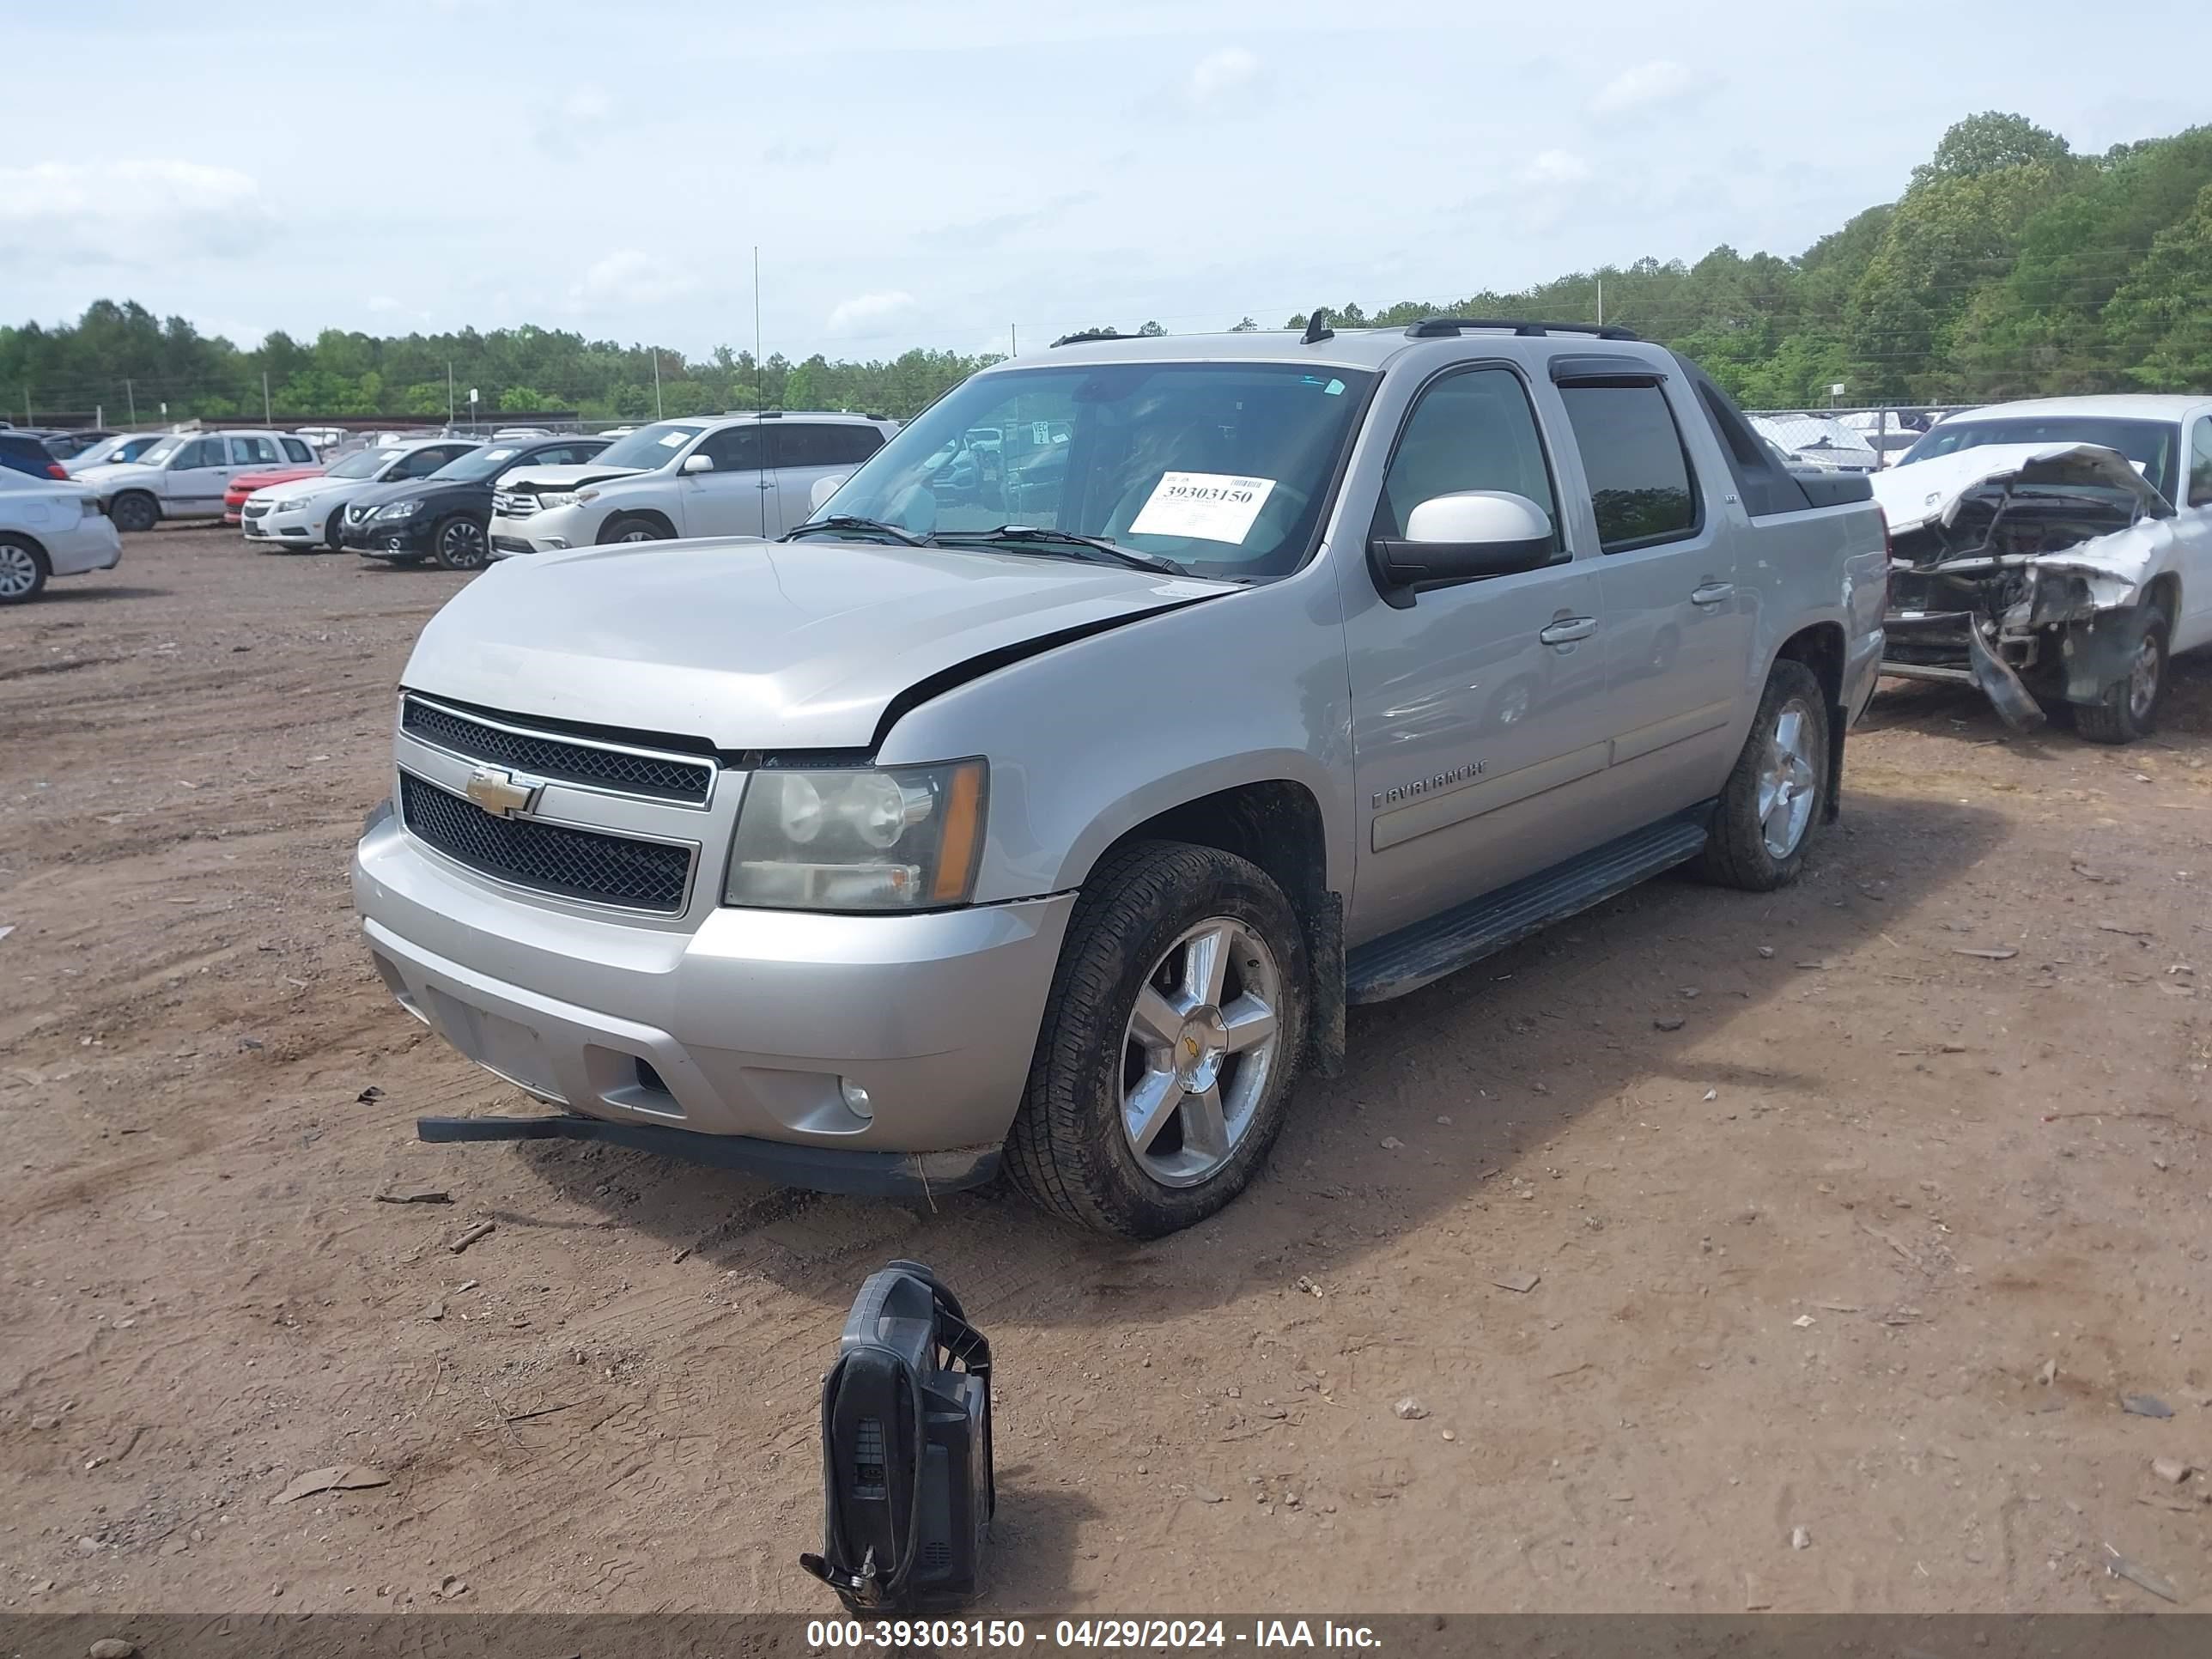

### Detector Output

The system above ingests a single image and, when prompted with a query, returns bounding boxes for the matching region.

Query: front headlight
[724,760,987,912]
[376,499,422,519]
[538,490,581,509]
[271,497,305,513]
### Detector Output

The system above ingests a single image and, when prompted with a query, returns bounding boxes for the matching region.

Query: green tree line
[1288,112,2212,406]
[5,112,2205,427]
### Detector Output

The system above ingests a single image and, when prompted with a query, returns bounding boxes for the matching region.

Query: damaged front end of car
[1874,444,2179,732]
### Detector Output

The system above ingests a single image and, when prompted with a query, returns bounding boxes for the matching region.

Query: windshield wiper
[929,525,1183,575]
[779,514,926,547]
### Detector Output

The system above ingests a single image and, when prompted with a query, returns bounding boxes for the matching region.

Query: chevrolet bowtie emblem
[464,766,543,818]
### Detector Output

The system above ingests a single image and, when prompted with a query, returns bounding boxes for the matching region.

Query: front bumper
[487,506,591,559]
[242,501,328,544]
[352,801,1075,1173]
[343,512,434,556]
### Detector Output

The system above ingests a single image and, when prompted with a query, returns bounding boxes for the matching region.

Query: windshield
[327,446,405,480]
[139,439,185,465]
[590,421,706,470]
[1902,416,2180,507]
[431,445,523,483]
[817,362,1376,580]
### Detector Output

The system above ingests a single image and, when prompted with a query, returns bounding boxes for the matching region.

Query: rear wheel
[324,508,347,551]
[1700,659,1829,892]
[109,492,157,534]
[1007,841,1307,1238]
[431,514,490,570]
[2075,609,2167,745]
[0,535,49,605]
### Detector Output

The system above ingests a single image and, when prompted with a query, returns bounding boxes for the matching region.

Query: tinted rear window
[1559,383,1699,550]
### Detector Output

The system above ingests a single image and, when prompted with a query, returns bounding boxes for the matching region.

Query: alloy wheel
[1120,917,1283,1187]
[1757,697,1819,858]
[0,542,40,599]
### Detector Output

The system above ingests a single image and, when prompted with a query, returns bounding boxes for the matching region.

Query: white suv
[488,412,896,556]
[76,429,316,532]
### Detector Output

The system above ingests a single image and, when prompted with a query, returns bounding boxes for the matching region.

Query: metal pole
[447,362,455,422]
[1595,276,1604,327]
[262,370,271,424]
[126,378,137,426]
[1010,325,1018,358]
[753,246,763,409]
[653,350,662,419]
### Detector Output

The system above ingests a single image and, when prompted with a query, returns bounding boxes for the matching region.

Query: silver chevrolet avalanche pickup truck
[354,320,1887,1237]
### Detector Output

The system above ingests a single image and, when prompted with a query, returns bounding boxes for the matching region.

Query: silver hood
[402,537,1237,750]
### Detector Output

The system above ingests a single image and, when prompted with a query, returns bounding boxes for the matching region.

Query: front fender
[875,568,1355,903]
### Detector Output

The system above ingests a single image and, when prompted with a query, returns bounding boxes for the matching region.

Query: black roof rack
[1050,328,1125,348]
[1405,317,1640,341]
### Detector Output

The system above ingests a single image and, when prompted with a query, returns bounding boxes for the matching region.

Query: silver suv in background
[487,411,896,555]
[356,323,1887,1237]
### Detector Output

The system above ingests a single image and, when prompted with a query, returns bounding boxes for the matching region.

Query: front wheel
[109,493,158,534]
[2075,609,2168,745]
[431,514,490,571]
[600,514,670,544]
[1007,841,1308,1239]
[1699,659,1829,892]
[0,535,49,605]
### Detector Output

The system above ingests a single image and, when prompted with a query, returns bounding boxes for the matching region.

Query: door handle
[1690,581,1735,606]
[1539,617,1596,646]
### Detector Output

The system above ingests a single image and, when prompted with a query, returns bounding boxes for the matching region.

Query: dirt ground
[3,525,2209,1616]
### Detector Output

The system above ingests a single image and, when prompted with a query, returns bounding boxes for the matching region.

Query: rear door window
[281,437,313,463]
[2190,417,2212,508]
[1558,383,1700,551]
[775,424,877,469]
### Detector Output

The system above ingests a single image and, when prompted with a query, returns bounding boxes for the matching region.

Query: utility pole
[125,378,137,426]
[1010,325,1018,358]
[1595,276,1604,327]
[262,371,272,424]
[447,361,455,422]
[753,246,764,410]
[653,350,663,419]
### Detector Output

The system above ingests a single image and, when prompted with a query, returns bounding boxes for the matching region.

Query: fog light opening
[635,1058,672,1097]
[839,1078,874,1120]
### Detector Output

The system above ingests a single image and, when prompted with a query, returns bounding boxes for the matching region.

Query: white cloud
[568,249,699,308]
[826,290,918,336]
[0,160,270,270]
[1590,59,1698,116]
[366,295,403,313]
[1186,46,1261,109]
[563,84,610,122]
[1524,149,1593,185]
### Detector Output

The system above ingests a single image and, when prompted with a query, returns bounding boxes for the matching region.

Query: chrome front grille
[398,772,693,914]
[400,696,714,804]
[240,502,270,520]
[493,489,538,518]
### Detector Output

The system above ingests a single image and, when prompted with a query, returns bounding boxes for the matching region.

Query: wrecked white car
[1873,442,2212,743]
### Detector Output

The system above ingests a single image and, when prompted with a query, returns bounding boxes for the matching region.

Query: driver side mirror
[1369,490,1557,606]
[681,453,714,475]
[809,472,849,512]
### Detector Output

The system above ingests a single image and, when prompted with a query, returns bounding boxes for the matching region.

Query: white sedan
[0,471,122,605]
[241,435,482,550]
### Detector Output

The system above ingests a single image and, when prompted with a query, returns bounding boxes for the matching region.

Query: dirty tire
[1699,659,1829,892]
[0,534,49,605]
[2074,608,2168,745]
[1007,840,1308,1239]
[324,508,348,551]
[109,492,158,534]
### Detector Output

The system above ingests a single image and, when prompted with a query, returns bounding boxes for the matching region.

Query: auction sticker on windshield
[1128,472,1276,544]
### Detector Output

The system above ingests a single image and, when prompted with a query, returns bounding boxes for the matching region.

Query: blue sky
[4,0,2207,361]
